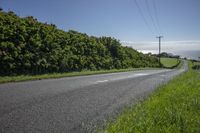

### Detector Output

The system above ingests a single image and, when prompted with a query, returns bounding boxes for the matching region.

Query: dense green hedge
[0,10,159,75]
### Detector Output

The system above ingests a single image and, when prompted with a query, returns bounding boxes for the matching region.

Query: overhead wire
[152,0,163,35]
[134,0,155,36]
[144,0,160,35]
[133,0,164,55]
[133,0,163,36]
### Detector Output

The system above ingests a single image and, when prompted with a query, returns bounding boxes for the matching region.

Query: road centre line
[95,80,109,83]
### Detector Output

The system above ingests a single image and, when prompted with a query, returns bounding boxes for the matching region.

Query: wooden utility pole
[156,36,163,66]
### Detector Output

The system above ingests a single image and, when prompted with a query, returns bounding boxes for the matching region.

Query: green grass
[161,57,180,68]
[193,61,200,66]
[0,67,159,84]
[102,62,200,133]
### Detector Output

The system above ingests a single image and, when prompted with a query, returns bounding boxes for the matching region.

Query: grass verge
[102,62,200,132]
[161,57,180,68]
[0,67,159,84]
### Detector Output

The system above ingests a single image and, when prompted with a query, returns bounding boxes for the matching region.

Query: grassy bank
[0,67,159,84]
[103,62,200,132]
[161,57,180,68]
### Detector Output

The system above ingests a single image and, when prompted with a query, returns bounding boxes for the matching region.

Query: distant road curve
[0,61,188,133]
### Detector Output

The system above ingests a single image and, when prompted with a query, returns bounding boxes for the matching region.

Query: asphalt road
[0,61,188,133]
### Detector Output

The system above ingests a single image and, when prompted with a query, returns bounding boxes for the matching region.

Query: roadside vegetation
[102,61,200,132]
[161,57,180,68]
[192,60,200,70]
[0,10,159,77]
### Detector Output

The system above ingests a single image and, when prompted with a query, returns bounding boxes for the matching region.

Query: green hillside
[161,57,180,68]
[0,10,159,75]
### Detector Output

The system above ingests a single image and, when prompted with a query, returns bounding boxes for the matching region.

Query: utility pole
[156,36,163,66]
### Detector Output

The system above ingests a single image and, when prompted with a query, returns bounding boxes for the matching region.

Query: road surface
[0,61,187,133]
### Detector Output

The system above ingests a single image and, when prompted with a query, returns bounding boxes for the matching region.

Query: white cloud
[121,40,200,59]
[121,40,200,52]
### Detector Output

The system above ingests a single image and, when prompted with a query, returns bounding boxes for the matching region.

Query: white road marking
[94,73,155,83]
[95,80,109,83]
[134,73,149,76]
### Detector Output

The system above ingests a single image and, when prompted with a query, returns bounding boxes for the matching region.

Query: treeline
[159,52,180,59]
[0,10,159,75]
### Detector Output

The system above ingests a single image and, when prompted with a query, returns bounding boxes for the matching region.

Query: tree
[0,10,160,75]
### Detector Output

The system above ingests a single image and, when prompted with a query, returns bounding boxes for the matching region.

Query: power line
[144,0,160,34]
[134,0,155,35]
[133,0,164,63]
[152,0,162,35]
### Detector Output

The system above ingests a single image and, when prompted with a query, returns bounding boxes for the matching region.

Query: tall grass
[103,62,200,132]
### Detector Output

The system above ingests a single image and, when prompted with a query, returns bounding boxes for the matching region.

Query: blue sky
[1,0,200,58]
